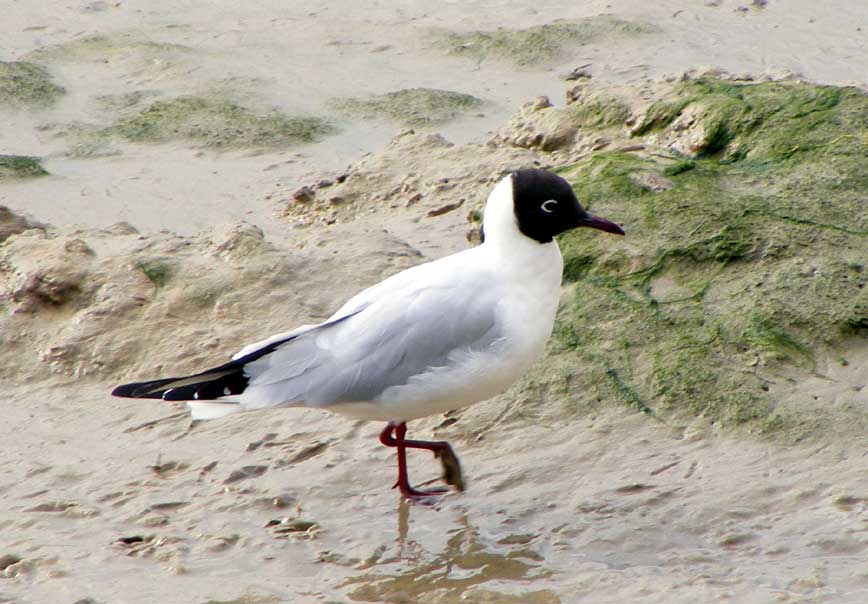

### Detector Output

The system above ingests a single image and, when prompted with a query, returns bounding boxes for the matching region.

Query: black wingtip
[111,384,135,398]
[110,326,314,401]
[111,368,249,401]
[161,370,249,401]
[111,377,181,399]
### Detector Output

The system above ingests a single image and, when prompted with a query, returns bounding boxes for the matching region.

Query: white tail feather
[187,401,244,421]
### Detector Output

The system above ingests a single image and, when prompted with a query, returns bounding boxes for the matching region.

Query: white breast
[329,174,566,422]
[332,240,564,422]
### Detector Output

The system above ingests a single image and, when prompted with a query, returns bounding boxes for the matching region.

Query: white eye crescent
[541,200,558,213]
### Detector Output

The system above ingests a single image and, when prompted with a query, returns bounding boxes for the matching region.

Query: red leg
[379,422,464,502]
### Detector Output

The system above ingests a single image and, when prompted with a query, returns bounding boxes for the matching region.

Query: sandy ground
[3,1,868,603]
[5,383,868,604]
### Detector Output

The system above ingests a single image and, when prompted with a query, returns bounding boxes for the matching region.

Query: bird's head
[482,168,624,244]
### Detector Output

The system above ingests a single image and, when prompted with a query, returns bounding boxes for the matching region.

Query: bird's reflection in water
[339,500,560,603]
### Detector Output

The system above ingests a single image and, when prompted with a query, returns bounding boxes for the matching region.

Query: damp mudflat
[5,383,868,603]
[2,1,868,603]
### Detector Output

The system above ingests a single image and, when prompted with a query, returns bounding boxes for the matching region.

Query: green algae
[605,367,655,416]
[552,79,868,438]
[0,155,49,180]
[37,120,118,159]
[661,159,695,176]
[635,78,867,163]
[107,96,335,149]
[134,257,175,288]
[567,95,631,129]
[435,16,657,67]
[631,97,692,136]
[45,92,333,156]
[330,88,484,127]
[27,32,190,64]
[0,61,65,107]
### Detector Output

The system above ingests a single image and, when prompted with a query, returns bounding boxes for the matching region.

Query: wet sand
[5,384,868,603]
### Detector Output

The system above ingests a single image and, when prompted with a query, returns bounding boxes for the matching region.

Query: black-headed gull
[113,168,625,501]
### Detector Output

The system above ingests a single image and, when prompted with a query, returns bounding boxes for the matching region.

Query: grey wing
[237,285,501,408]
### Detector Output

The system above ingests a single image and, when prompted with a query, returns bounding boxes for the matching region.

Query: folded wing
[238,282,500,410]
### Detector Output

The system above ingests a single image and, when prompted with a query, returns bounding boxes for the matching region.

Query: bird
[112,168,625,502]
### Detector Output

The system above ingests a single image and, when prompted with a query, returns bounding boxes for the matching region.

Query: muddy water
[3,1,868,603]
[4,383,868,603]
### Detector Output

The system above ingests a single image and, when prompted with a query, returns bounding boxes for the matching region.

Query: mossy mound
[435,16,657,67]
[553,79,868,439]
[107,96,335,149]
[632,78,867,162]
[27,33,189,64]
[566,95,631,129]
[330,88,484,127]
[0,61,65,107]
[0,155,49,180]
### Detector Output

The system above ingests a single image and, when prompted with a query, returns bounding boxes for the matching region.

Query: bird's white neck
[479,174,564,282]
[481,175,521,248]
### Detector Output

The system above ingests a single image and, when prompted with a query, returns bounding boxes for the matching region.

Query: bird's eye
[541,200,558,213]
